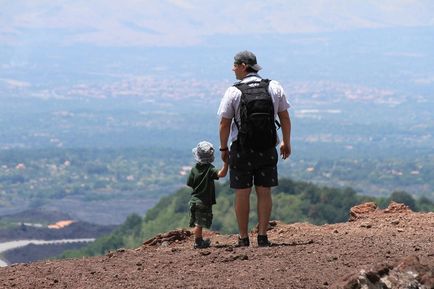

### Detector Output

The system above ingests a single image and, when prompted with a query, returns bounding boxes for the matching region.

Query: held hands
[280,142,291,160]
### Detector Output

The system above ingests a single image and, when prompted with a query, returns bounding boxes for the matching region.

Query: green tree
[388,191,417,211]
[416,196,434,212]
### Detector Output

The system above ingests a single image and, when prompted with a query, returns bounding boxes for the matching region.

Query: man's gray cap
[192,141,215,164]
[234,50,262,71]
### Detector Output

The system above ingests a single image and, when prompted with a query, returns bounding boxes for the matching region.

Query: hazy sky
[2,0,434,47]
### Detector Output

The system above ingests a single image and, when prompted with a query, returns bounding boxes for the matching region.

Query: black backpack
[234,79,279,150]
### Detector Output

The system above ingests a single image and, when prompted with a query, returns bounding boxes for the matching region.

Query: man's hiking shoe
[194,238,211,249]
[236,236,250,247]
[257,235,272,247]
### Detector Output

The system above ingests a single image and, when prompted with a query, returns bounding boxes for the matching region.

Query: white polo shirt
[217,73,290,144]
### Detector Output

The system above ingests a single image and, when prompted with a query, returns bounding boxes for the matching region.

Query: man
[217,50,291,247]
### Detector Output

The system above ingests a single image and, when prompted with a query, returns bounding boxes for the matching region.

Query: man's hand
[280,142,291,160]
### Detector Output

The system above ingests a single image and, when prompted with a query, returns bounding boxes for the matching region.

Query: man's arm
[277,110,291,159]
[218,161,229,178]
[219,117,232,162]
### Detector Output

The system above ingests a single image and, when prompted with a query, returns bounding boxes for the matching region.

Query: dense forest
[61,178,434,259]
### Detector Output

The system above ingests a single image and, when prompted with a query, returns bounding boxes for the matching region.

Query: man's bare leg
[256,186,272,236]
[235,188,252,238]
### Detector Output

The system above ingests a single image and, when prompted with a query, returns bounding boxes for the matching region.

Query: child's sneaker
[257,235,271,247]
[236,236,250,247]
[194,238,211,249]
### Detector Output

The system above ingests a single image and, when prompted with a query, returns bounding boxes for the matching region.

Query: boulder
[349,202,378,221]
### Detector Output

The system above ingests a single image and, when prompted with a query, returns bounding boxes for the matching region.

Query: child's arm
[217,161,229,178]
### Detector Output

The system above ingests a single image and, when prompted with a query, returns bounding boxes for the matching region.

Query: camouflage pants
[189,201,213,229]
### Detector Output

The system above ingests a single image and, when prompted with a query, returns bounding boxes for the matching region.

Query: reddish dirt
[1,202,433,289]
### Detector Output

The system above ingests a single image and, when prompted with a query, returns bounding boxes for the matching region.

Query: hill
[60,178,433,259]
[0,202,433,289]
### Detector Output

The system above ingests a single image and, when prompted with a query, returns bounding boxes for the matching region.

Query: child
[187,141,228,249]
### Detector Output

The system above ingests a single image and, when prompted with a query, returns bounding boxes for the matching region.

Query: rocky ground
[1,202,433,289]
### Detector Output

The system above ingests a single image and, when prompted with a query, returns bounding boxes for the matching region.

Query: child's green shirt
[187,163,219,206]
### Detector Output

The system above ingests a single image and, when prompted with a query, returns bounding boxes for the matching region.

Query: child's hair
[192,141,215,164]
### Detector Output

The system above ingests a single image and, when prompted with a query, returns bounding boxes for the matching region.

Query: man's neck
[239,72,259,81]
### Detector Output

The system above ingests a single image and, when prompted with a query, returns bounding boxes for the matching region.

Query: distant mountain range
[2,1,434,46]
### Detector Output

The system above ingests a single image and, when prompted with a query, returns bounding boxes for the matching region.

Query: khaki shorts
[189,202,213,229]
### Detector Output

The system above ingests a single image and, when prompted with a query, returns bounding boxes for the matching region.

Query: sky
[2,0,434,47]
